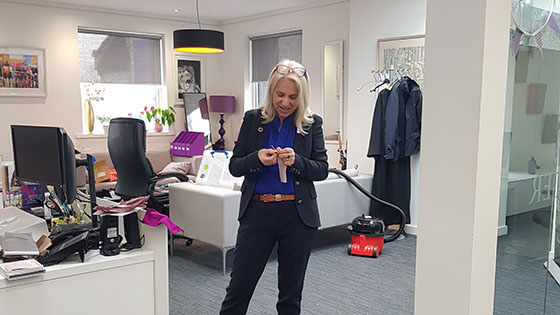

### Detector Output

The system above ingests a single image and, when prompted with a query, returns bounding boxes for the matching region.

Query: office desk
[506,170,555,216]
[0,213,169,315]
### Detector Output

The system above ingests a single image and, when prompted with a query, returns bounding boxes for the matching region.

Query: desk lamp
[209,95,235,150]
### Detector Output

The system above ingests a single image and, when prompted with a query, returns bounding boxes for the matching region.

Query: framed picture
[0,47,46,97]
[377,35,425,87]
[174,54,204,104]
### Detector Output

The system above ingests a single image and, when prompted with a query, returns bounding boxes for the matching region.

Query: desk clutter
[0,259,45,280]
[0,199,151,280]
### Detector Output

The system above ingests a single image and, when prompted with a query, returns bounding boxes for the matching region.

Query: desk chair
[107,118,190,251]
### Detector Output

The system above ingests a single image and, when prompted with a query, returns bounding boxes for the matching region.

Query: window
[78,28,166,134]
[250,30,302,109]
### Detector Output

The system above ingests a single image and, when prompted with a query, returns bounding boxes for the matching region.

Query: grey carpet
[169,209,560,315]
[494,209,560,315]
[169,225,416,315]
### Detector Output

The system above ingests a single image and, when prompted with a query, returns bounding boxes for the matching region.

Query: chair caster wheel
[185,238,193,247]
[347,244,352,255]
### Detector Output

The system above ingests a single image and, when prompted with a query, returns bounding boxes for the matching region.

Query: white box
[0,207,49,241]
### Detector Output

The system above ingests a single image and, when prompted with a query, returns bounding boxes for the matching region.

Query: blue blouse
[253,115,295,195]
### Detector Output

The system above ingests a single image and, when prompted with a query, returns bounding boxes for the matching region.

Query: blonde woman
[220,60,328,315]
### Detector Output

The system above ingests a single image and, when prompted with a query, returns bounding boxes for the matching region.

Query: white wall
[347,0,427,232]
[216,1,350,162]
[0,2,222,159]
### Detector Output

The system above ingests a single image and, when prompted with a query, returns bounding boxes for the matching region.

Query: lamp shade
[209,96,235,114]
[173,29,224,53]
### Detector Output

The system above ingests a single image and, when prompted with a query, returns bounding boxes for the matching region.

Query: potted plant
[141,106,176,132]
[96,115,111,134]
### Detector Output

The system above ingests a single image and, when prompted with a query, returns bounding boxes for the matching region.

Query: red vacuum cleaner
[347,215,385,258]
[328,168,406,258]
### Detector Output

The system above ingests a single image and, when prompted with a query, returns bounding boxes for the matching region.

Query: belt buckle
[274,194,282,202]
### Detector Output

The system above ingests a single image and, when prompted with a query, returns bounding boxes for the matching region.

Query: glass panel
[495,44,556,314]
[322,41,343,142]
[182,93,211,147]
[496,1,560,311]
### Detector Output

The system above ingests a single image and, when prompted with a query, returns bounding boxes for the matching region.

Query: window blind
[251,30,302,82]
[78,29,162,85]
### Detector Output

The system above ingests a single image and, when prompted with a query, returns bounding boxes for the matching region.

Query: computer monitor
[11,125,76,204]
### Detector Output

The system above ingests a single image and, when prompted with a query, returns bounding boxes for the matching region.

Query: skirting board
[405,224,417,235]
[404,224,508,237]
[497,225,508,236]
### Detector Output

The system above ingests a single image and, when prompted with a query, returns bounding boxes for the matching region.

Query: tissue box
[170,131,205,157]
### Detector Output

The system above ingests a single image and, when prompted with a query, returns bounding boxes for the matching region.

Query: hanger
[370,78,390,93]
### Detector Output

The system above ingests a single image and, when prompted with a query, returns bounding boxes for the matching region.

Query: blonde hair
[260,60,314,134]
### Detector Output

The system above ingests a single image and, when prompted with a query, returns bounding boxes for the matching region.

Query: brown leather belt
[252,194,295,202]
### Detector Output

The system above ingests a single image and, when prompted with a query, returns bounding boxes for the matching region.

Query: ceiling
[6,0,346,24]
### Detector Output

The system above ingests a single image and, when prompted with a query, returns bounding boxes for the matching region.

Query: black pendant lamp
[173,0,224,53]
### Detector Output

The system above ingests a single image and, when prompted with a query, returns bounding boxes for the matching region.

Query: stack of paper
[0,232,40,260]
[0,259,45,280]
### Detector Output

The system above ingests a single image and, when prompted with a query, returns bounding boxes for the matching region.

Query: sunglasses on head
[274,65,307,77]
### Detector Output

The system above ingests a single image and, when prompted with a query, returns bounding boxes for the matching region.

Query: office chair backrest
[107,118,156,199]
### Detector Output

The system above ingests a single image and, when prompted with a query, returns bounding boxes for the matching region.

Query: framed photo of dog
[174,54,205,105]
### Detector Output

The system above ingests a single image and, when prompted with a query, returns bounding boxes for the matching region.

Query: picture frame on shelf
[0,47,46,97]
[174,54,204,105]
[377,35,425,88]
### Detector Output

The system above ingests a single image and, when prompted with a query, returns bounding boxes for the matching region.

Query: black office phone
[37,224,95,266]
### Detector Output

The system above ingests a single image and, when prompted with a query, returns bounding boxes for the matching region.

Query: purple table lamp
[209,95,235,150]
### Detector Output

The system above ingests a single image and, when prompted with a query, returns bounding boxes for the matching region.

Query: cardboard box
[94,160,111,183]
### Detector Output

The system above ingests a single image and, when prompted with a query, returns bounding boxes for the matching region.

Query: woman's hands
[276,147,295,166]
[258,147,295,167]
[258,148,278,166]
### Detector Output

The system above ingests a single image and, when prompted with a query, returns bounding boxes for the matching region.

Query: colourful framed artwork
[0,47,46,97]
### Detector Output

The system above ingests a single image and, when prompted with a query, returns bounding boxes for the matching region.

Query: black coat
[384,77,422,160]
[229,109,329,228]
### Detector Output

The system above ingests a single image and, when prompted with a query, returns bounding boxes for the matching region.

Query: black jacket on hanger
[366,77,422,225]
[384,77,422,160]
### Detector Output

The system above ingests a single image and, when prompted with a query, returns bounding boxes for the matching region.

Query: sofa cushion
[160,161,191,175]
[147,151,173,174]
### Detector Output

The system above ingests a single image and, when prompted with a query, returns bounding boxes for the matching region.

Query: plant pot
[103,125,109,135]
[154,121,163,133]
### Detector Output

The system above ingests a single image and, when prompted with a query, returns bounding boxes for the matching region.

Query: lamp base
[213,139,225,151]
[213,113,226,151]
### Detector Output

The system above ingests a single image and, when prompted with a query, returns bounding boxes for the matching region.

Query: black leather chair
[107,117,188,215]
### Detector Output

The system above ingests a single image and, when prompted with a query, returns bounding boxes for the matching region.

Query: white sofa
[169,173,373,274]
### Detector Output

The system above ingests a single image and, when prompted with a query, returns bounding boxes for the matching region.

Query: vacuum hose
[327,168,406,242]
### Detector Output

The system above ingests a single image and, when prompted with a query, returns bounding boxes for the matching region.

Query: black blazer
[229,109,329,228]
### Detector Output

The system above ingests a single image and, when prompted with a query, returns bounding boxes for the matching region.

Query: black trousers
[220,200,318,315]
